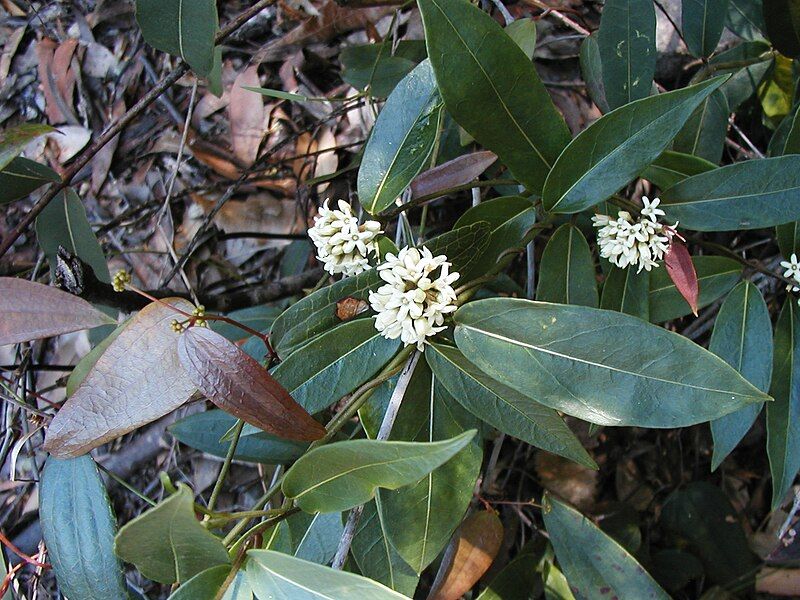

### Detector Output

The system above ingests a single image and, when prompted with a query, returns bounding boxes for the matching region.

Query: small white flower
[781,253,800,293]
[593,197,676,273]
[308,200,382,277]
[369,246,459,350]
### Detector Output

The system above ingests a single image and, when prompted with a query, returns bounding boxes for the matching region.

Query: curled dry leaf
[229,65,266,166]
[664,239,700,316]
[176,327,325,441]
[410,151,498,199]
[0,277,115,346]
[428,510,504,600]
[44,299,197,457]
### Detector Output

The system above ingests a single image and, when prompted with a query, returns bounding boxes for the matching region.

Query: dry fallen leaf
[177,327,326,441]
[44,299,197,457]
[0,277,115,346]
[428,510,504,600]
[755,567,800,596]
[535,451,598,511]
[229,65,267,166]
[49,126,92,163]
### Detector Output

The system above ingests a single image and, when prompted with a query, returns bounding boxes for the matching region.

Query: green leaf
[453,196,537,281]
[418,0,570,193]
[114,484,230,584]
[682,0,730,57]
[287,512,344,564]
[352,499,420,596]
[0,122,54,171]
[543,493,670,599]
[767,299,800,509]
[639,150,716,189]
[246,550,410,599]
[709,281,772,470]
[536,224,598,307]
[783,104,800,154]
[580,32,610,113]
[597,0,656,109]
[0,156,60,204]
[40,456,128,600]
[379,364,482,572]
[36,188,110,282]
[661,482,757,584]
[661,156,800,230]
[777,217,800,258]
[427,343,594,467]
[359,60,442,215]
[725,0,766,39]
[170,410,307,463]
[340,42,425,98]
[672,89,730,163]
[271,319,400,414]
[135,0,218,77]
[505,18,538,59]
[649,256,742,322]
[600,266,650,320]
[282,430,476,513]
[542,76,726,213]
[453,298,770,427]
[476,546,541,600]
[168,565,230,600]
[212,304,285,342]
[763,0,800,57]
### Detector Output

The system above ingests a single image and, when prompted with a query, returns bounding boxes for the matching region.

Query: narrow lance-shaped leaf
[580,32,610,113]
[682,0,730,57]
[672,89,730,164]
[114,484,230,584]
[0,277,115,346]
[44,299,197,457]
[177,326,325,441]
[0,156,60,205]
[725,0,766,39]
[418,0,570,193]
[410,151,497,199]
[639,150,716,189]
[536,224,598,308]
[767,299,800,509]
[664,240,699,316]
[40,456,128,600]
[454,298,770,427]
[661,156,800,231]
[600,266,650,321]
[246,550,410,600]
[359,59,442,215]
[282,430,476,513]
[542,493,670,599]
[542,76,726,214]
[597,0,656,109]
[426,343,595,468]
[710,281,772,470]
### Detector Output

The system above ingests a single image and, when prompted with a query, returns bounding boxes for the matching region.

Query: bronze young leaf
[177,327,325,441]
[664,239,700,317]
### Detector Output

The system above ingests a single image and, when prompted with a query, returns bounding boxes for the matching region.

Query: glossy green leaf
[340,41,425,98]
[40,456,127,600]
[0,156,60,204]
[212,304,284,342]
[168,565,230,600]
[284,511,343,564]
[661,156,800,230]
[649,256,742,322]
[352,499,419,596]
[725,0,766,39]
[600,266,650,320]
[170,410,307,463]
[640,150,716,189]
[453,196,537,281]
[709,281,772,470]
[536,224,598,307]
[597,0,656,109]
[777,219,800,258]
[246,550,409,599]
[767,300,800,509]
[683,0,730,57]
[271,319,400,414]
[379,364,482,572]
[476,546,541,600]
[542,76,726,213]
[661,482,757,584]
[135,0,218,76]
[418,0,570,192]
[673,89,730,163]
[0,123,54,171]
[505,18,538,59]
[426,343,595,467]
[579,32,609,113]
[359,60,442,215]
[114,484,230,584]
[36,188,110,282]
[543,494,670,599]
[282,430,476,513]
[454,298,770,427]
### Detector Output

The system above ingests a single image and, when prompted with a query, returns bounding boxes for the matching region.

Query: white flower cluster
[592,197,677,273]
[308,200,382,277]
[369,246,459,350]
[781,253,800,294]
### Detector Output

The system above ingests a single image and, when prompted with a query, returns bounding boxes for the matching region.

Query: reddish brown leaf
[428,510,504,600]
[177,327,325,441]
[664,239,699,316]
[44,299,197,457]
[336,297,369,321]
[0,277,115,346]
[410,151,498,199]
